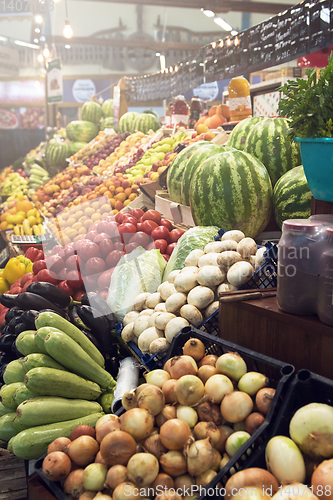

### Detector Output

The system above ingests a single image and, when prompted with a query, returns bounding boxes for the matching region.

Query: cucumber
[16,330,47,356]
[0,413,18,442]
[10,412,104,460]
[98,391,114,414]
[3,358,26,384]
[35,312,105,367]
[0,401,12,417]
[44,331,114,389]
[12,416,30,433]
[34,326,60,352]
[22,353,65,373]
[24,367,102,400]
[14,385,38,407]
[0,383,25,409]
[16,396,103,427]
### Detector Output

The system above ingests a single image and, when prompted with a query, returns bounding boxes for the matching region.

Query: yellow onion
[174,474,195,490]
[104,464,128,490]
[255,387,276,415]
[215,352,247,382]
[214,425,234,454]
[176,405,198,428]
[145,369,170,388]
[113,482,139,500]
[244,412,265,435]
[312,459,333,500]
[82,463,108,492]
[232,487,267,500]
[196,401,224,426]
[143,433,167,459]
[224,468,279,499]
[211,448,222,471]
[122,390,137,410]
[169,356,197,379]
[137,385,165,416]
[187,438,215,477]
[151,473,175,495]
[266,436,306,484]
[273,483,319,500]
[78,492,95,500]
[96,415,121,443]
[160,418,192,450]
[197,365,218,384]
[238,372,268,396]
[63,469,85,499]
[156,405,177,427]
[160,450,187,477]
[100,430,136,466]
[195,469,217,487]
[204,373,234,404]
[66,435,99,467]
[162,379,178,404]
[220,391,253,423]
[183,338,205,361]
[94,451,108,465]
[47,437,71,454]
[193,422,220,447]
[198,355,218,367]
[156,491,182,500]
[225,431,251,457]
[127,452,159,486]
[120,407,154,441]
[175,375,204,407]
[42,451,71,482]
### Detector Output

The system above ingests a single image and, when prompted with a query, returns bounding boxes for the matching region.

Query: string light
[63,0,73,39]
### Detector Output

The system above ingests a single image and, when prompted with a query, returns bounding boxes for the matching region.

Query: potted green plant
[278,53,333,202]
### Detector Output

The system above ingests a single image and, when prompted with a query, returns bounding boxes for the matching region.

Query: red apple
[99,239,114,257]
[106,250,124,268]
[85,257,106,276]
[76,240,100,261]
[97,268,115,290]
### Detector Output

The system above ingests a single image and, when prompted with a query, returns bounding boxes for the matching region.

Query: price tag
[0,246,9,267]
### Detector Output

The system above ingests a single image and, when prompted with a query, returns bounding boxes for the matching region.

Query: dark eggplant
[1,325,9,337]
[77,305,112,355]
[21,310,39,329]
[81,293,115,327]
[82,330,103,353]
[104,356,120,379]
[8,316,24,334]
[14,293,65,315]
[15,323,31,336]
[67,305,87,330]
[0,334,17,354]
[26,282,71,309]
[0,351,16,364]
[0,294,18,308]
[11,341,23,357]
[40,309,67,319]
[5,307,23,323]
[0,322,7,333]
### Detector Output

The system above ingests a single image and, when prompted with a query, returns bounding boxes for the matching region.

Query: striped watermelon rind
[119,112,140,133]
[227,117,265,151]
[167,141,209,204]
[102,99,114,118]
[180,144,231,206]
[68,142,87,156]
[45,140,70,167]
[244,117,302,187]
[66,121,99,143]
[100,117,114,131]
[133,113,160,134]
[81,102,102,124]
[189,149,273,238]
[273,165,311,228]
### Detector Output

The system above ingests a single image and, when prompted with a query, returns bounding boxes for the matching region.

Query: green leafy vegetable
[278,52,333,139]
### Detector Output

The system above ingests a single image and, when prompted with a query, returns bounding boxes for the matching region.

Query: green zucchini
[98,391,114,414]
[34,326,61,353]
[12,416,29,433]
[22,353,65,373]
[14,385,39,407]
[0,401,12,417]
[0,383,25,409]
[44,331,114,390]
[0,413,18,442]
[24,367,102,400]
[35,312,105,367]
[16,330,47,356]
[10,412,104,460]
[3,358,26,384]
[16,396,103,427]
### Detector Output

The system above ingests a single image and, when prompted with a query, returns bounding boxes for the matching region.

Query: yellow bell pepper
[16,255,33,273]
[3,258,27,285]
[0,277,9,294]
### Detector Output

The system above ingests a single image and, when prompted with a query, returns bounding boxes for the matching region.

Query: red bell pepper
[24,247,45,263]
[33,260,47,275]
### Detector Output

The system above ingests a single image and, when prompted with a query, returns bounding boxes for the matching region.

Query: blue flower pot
[295,137,333,202]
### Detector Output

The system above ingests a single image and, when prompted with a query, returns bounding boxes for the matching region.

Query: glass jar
[317,226,333,326]
[277,219,325,315]
[171,95,189,128]
[228,76,252,121]
[189,96,201,129]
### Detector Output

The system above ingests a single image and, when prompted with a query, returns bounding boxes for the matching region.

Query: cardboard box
[155,191,195,227]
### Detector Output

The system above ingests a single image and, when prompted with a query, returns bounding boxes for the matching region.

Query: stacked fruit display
[0,198,45,235]
[28,164,50,190]
[83,133,130,170]
[69,130,119,165]
[119,110,161,134]
[194,105,227,132]
[1,172,29,198]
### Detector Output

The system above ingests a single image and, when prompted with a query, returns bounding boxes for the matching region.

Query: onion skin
[175,375,204,407]
[244,412,265,435]
[156,405,177,427]
[187,438,215,477]
[255,388,276,415]
[198,355,218,367]
[215,352,247,382]
[224,468,279,500]
[63,469,85,500]
[151,473,175,494]
[144,433,167,459]
[160,451,187,477]
[183,339,205,361]
[42,451,72,482]
[197,365,218,384]
[66,435,99,467]
[214,425,234,453]
[162,379,178,404]
[220,391,254,423]
[47,437,71,454]
[196,401,224,426]
[137,385,165,416]
[94,451,108,465]
[100,430,136,466]
[122,390,137,410]
[120,407,154,441]
[104,464,128,490]
[69,425,96,441]
[160,418,192,450]
[113,482,140,500]
[312,459,333,500]
[169,356,197,379]
[193,422,220,446]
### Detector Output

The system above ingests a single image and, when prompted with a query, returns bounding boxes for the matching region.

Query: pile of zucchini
[0,311,116,460]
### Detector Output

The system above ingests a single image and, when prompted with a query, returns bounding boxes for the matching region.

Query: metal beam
[45,35,201,52]
[73,0,293,15]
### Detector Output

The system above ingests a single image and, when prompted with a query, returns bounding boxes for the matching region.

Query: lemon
[27,216,37,226]
[12,214,25,225]
[17,211,26,218]
[6,214,16,224]
[27,209,37,218]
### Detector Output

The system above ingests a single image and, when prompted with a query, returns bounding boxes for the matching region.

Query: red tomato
[76,240,100,261]
[125,242,140,254]
[118,223,137,235]
[142,210,162,224]
[62,243,76,261]
[162,254,170,261]
[142,220,158,235]
[115,212,126,224]
[23,279,34,292]
[94,232,111,244]
[153,239,168,253]
[83,274,98,291]
[113,241,124,252]
[165,242,176,256]
[169,228,185,243]
[85,230,98,242]
[151,226,170,242]
[65,255,82,272]
[57,281,74,297]
[21,273,34,287]
[129,208,144,220]
[85,257,106,276]
[136,222,144,232]
[73,289,86,301]
[45,255,64,274]
[66,270,84,289]
[36,269,59,285]
[33,259,47,275]
[97,268,115,290]
[122,215,137,227]
[129,232,152,248]
[137,216,144,223]
[99,238,114,258]
[159,219,173,231]
[50,245,63,256]
[146,242,156,251]
[106,250,124,268]
[96,220,119,237]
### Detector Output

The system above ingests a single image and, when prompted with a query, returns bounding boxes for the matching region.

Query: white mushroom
[121,322,135,343]
[165,292,187,313]
[198,253,219,267]
[123,311,140,326]
[204,301,219,319]
[196,265,225,287]
[158,282,177,301]
[155,302,167,313]
[173,270,198,293]
[187,286,215,309]
[222,230,245,243]
[237,237,257,260]
[149,338,170,355]
[217,251,243,269]
[138,327,164,353]
[133,315,151,337]
[139,309,155,316]
[133,292,151,311]
[155,312,177,330]
[146,292,163,309]
[185,249,204,267]
[227,261,254,287]
[180,304,203,327]
[165,317,189,343]
[167,269,182,283]
[204,241,228,253]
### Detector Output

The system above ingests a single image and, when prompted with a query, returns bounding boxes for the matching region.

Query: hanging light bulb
[43,45,50,58]
[63,20,73,39]
[37,53,44,62]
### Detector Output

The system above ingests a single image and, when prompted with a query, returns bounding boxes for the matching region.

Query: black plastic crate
[34,456,68,500]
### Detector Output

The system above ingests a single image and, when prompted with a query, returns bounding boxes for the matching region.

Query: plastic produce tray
[34,455,68,500]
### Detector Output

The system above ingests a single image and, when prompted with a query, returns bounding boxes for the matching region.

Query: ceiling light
[43,46,50,58]
[214,17,233,31]
[34,38,39,43]
[15,40,40,49]
[37,53,44,62]
[40,36,45,42]
[35,28,40,33]
[0,36,8,42]
[34,80,41,88]
[159,54,166,71]
[155,52,161,57]
[231,30,238,36]
[35,15,43,24]
[201,9,215,17]
[63,20,73,39]
[65,44,71,49]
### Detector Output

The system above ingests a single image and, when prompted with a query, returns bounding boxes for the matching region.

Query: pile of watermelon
[119,110,161,134]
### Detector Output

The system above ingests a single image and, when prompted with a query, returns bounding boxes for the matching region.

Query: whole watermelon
[68,142,87,156]
[273,165,311,228]
[66,121,98,143]
[133,113,160,134]
[244,117,302,186]
[100,117,114,131]
[45,139,69,167]
[227,117,264,151]
[189,149,273,238]
[142,109,160,120]
[81,101,102,124]
[119,112,139,133]
[102,99,114,118]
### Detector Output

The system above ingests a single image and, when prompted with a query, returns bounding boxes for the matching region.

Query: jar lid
[282,219,324,232]
[325,225,333,235]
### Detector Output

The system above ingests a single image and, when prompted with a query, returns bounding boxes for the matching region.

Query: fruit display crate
[0,448,28,500]
[215,368,333,489]
[33,456,68,500]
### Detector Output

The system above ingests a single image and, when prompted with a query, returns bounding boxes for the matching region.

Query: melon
[227,117,265,151]
[244,117,302,186]
[45,140,70,167]
[68,142,87,156]
[273,165,311,228]
[142,109,160,120]
[100,117,114,131]
[102,99,114,118]
[66,121,99,143]
[119,112,139,133]
[189,149,273,238]
[81,101,102,124]
[133,113,160,134]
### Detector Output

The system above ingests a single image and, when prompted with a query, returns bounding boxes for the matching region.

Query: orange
[104,180,112,188]
[216,104,223,116]
[0,213,7,222]
[128,193,138,201]
[208,106,217,117]
[115,193,126,203]
[132,184,139,192]
[100,186,107,194]
[221,104,231,121]
[209,114,225,128]
[17,200,34,213]
[124,199,132,207]
[124,188,132,198]
[0,221,8,230]
[112,209,119,215]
